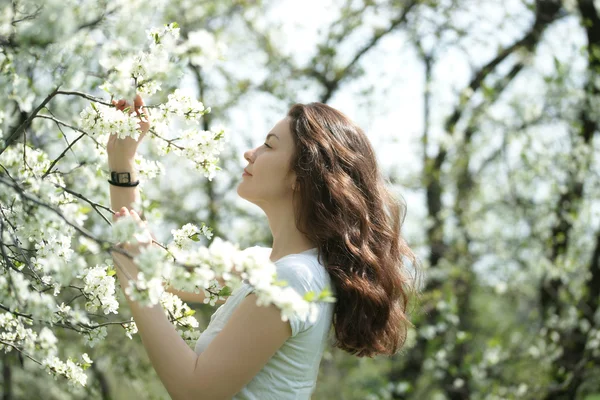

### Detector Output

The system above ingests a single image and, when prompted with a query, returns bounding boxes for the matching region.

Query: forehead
[269,117,292,142]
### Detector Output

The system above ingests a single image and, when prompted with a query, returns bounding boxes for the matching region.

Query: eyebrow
[266,133,280,141]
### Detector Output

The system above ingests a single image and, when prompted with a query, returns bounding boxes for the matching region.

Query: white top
[194,246,335,400]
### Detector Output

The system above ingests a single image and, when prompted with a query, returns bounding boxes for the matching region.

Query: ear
[287,170,298,191]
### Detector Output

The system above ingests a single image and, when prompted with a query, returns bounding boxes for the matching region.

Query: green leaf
[303,291,316,302]
[318,288,336,303]
[218,286,232,297]
[78,206,92,214]
[107,267,116,277]
[190,233,201,242]
[183,309,196,317]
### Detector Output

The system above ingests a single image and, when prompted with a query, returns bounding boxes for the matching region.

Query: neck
[261,199,315,263]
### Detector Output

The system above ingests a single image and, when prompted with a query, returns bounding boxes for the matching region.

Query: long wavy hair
[286,102,421,358]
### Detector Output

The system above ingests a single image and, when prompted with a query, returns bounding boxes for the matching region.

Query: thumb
[134,93,144,107]
[134,94,147,116]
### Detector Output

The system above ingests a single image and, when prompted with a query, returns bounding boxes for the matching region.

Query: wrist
[109,162,138,181]
[108,158,136,171]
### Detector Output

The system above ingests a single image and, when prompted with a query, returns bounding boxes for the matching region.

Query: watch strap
[108,171,140,187]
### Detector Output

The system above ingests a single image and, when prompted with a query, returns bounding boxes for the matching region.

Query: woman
[108,95,420,399]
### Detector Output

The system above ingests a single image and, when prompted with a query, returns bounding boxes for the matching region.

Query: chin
[236,184,250,201]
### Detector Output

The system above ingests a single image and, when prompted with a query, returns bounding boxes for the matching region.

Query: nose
[244,147,255,163]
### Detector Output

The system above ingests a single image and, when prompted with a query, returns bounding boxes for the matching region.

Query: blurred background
[1,0,600,398]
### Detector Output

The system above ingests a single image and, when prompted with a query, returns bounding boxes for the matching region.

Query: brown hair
[286,102,421,358]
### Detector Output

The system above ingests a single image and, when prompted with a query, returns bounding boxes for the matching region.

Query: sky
[221,0,529,249]
[158,0,591,286]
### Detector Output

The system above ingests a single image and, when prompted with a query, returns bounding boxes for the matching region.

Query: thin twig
[35,113,105,149]
[42,132,86,179]
[55,90,113,107]
[50,183,113,225]
[0,86,61,156]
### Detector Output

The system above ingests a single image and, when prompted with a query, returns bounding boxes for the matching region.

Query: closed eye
[263,143,272,149]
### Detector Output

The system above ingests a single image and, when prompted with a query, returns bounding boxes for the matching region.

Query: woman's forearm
[164,286,208,304]
[108,158,142,216]
[111,253,200,400]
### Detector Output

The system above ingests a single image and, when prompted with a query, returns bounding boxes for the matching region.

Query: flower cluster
[122,318,139,340]
[171,222,213,250]
[151,89,226,180]
[160,292,200,344]
[84,327,108,348]
[42,353,92,387]
[181,29,227,67]
[0,312,37,355]
[112,220,336,324]
[82,264,119,315]
[99,22,182,98]
[0,311,93,388]
[80,103,142,141]
[157,89,208,122]
[111,213,150,247]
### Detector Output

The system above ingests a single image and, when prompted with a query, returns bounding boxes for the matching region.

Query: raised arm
[107,95,147,215]
[107,95,233,306]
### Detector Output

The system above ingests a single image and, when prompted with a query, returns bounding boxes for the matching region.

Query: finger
[134,94,149,120]
[130,209,142,223]
[113,208,126,221]
[134,94,144,110]
[116,100,131,113]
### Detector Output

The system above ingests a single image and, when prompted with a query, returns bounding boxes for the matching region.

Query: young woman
[109,96,420,400]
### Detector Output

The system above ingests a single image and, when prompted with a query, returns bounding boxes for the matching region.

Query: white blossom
[42,355,89,387]
[84,327,107,348]
[82,265,119,315]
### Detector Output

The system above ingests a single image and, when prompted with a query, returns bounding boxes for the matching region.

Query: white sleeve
[239,254,322,337]
[273,257,320,337]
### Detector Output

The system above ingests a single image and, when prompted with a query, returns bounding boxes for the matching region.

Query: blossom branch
[34,114,105,148]
[50,183,114,225]
[0,340,43,366]
[54,90,114,107]
[0,86,62,156]
[41,131,87,179]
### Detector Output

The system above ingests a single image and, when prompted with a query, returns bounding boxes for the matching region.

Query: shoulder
[275,253,329,294]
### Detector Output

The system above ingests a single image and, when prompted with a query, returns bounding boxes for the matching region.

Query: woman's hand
[111,207,155,280]
[107,94,151,164]
[112,207,154,257]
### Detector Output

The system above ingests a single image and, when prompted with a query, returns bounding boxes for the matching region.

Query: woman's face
[237,117,297,207]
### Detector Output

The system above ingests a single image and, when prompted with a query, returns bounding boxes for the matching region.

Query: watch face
[117,173,130,183]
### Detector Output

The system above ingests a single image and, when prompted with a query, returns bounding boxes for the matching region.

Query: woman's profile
[109,97,420,399]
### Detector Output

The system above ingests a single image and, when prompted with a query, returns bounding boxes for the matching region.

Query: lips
[244,168,253,176]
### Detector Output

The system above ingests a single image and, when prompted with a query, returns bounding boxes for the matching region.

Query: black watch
[108,171,140,187]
